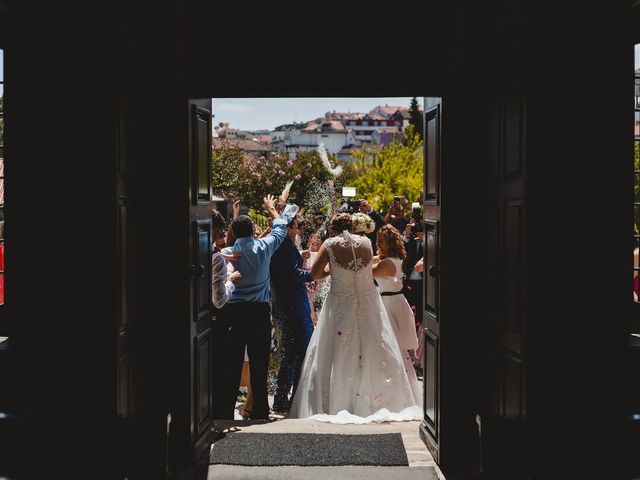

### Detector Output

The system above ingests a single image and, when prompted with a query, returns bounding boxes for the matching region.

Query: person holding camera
[384,196,410,233]
[403,219,425,330]
[355,198,385,244]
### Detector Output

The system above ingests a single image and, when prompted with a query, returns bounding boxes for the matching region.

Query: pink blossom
[295,174,302,181]
[287,160,293,168]
[278,170,285,176]
[327,180,334,188]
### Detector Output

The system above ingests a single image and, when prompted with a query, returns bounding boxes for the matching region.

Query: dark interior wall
[0,0,635,477]
[180,1,456,97]
[3,1,122,475]
[8,0,120,402]
[523,6,631,477]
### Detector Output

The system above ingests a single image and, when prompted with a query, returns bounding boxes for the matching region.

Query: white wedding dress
[288,231,422,423]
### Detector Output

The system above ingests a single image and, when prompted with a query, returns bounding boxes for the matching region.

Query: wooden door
[420,98,442,462]
[116,102,133,418]
[188,98,214,459]
[481,95,528,477]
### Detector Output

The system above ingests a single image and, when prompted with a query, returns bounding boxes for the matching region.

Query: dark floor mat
[209,432,409,466]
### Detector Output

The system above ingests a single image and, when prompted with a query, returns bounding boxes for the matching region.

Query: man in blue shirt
[269,216,313,413]
[220,195,295,419]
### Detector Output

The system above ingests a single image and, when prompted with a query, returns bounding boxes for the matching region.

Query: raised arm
[258,194,287,254]
[310,243,330,280]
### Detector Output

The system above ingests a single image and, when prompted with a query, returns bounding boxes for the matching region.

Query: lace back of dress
[326,232,373,272]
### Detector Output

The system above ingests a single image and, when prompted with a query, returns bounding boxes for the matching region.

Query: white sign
[342,186,356,197]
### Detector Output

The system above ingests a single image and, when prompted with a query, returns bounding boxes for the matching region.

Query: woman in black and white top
[211,208,242,419]
[212,209,242,308]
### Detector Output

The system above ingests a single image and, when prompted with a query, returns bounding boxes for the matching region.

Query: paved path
[208,417,445,479]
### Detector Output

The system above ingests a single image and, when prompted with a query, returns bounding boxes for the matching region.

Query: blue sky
[212,97,421,132]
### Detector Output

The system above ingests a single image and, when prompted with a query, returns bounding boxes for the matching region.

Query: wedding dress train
[289,231,422,423]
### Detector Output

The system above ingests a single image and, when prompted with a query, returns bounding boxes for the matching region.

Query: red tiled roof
[303,120,347,133]
[375,105,405,115]
[375,126,402,133]
[212,138,272,152]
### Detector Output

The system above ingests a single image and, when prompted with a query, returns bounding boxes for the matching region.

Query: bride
[289,212,422,423]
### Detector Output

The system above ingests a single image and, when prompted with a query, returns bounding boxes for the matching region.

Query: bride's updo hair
[330,213,353,233]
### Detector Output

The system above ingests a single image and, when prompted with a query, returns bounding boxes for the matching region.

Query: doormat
[209,432,409,466]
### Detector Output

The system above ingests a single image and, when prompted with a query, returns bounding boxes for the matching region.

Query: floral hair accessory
[351,212,375,234]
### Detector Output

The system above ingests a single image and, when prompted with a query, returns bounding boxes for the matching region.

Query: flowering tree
[211,141,355,212]
[349,125,424,212]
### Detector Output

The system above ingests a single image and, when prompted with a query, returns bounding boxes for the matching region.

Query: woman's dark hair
[211,209,226,230]
[231,215,254,239]
[330,213,352,233]
[286,216,298,229]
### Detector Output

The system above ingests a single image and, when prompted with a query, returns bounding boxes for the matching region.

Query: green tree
[349,124,423,212]
[408,97,423,141]
[211,141,355,213]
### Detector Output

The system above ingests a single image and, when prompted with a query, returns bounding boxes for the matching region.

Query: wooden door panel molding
[192,220,212,323]
[504,201,523,337]
[117,327,130,416]
[423,204,441,221]
[118,204,129,328]
[425,221,440,315]
[424,326,439,437]
[191,104,212,206]
[501,351,525,418]
[194,328,212,438]
[425,104,441,206]
[116,105,132,418]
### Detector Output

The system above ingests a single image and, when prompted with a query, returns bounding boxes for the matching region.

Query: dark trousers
[273,311,313,410]
[225,302,272,419]
[212,310,234,420]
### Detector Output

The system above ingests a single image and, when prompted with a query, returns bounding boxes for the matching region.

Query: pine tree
[408,97,423,141]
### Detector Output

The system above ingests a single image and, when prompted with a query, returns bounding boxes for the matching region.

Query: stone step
[208,465,439,480]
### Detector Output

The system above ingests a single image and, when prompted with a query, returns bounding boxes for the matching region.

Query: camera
[338,198,361,213]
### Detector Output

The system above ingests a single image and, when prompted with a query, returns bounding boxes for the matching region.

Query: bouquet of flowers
[351,212,375,234]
